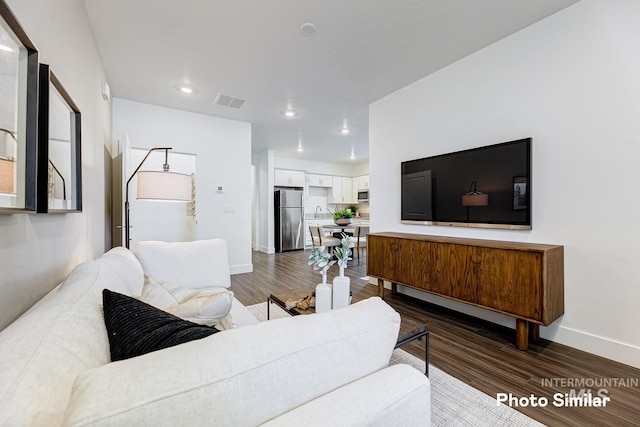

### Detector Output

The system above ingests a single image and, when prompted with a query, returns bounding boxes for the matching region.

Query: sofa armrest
[229,297,260,327]
[261,364,431,427]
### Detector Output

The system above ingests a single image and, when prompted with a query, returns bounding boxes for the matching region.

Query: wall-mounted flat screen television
[401,138,531,230]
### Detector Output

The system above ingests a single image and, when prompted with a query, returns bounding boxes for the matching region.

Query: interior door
[110,134,130,247]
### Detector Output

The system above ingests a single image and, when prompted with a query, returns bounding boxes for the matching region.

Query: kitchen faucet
[315,205,321,218]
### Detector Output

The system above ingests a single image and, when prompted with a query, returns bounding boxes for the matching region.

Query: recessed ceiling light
[350,148,356,160]
[179,86,193,94]
[0,44,14,53]
[297,138,304,152]
[283,110,297,118]
[300,23,316,36]
[340,128,350,135]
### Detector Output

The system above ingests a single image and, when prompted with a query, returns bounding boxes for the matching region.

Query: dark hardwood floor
[230,249,640,427]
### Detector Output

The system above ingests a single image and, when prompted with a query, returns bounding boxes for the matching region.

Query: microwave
[357,190,369,202]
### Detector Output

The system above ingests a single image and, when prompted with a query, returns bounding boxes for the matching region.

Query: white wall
[0,0,111,331]
[113,98,252,274]
[370,0,640,368]
[253,149,274,253]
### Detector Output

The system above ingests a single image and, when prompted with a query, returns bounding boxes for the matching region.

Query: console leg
[516,319,529,350]
[391,282,398,294]
[377,278,385,298]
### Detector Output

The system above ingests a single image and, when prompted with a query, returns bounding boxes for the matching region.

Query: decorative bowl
[335,218,352,226]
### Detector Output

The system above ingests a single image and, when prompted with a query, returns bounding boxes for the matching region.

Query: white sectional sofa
[0,239,430,426]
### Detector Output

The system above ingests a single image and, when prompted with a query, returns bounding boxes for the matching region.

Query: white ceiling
[82,0,579,165]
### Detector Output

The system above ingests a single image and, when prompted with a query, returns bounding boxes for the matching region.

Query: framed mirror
[37,64,82,213]
[0,0,38,212]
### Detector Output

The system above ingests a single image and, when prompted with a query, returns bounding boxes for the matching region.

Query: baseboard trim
[373,280,640,369]
[230,264,253,275]
[255,245,275,254]
[549,326,640,370]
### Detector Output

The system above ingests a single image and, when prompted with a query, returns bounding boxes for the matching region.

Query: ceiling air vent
[214,92,246,109]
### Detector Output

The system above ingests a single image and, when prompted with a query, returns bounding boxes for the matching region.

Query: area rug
[247,302,545,427]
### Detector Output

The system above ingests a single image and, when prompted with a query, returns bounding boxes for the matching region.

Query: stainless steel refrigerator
[274,189,304,252]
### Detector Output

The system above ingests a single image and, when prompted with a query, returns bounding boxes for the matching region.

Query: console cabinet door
[395,239,434,289]
[368,236,434,291]
[429,243,476,300]
[475,248,542,320]
[367,235,400,282]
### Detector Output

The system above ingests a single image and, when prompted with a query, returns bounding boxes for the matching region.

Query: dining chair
[348,225,369,264]
[308,225,340,252]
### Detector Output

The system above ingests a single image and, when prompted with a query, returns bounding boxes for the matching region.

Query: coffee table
[268,288,316,317]
[268,288,430,376]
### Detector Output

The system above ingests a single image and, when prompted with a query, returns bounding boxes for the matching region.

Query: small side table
[268,288,315,319]
[395,325,430,377]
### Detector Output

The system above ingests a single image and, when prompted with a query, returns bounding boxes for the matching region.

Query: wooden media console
[367,232,564,350]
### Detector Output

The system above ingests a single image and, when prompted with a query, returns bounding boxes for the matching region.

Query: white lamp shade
[136,170,191,201]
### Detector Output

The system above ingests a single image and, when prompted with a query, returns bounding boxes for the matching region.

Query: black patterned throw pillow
[102,289,219,361]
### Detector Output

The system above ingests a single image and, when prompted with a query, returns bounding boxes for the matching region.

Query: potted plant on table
[308,246,336,313]
[332,208,354,226]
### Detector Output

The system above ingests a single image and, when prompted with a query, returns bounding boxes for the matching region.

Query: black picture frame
[0,0,38,213]
[513,176,528,211]
[36,64,82,213]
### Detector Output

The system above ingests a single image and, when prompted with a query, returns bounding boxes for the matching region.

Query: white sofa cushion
[0,261,130,427]
[95,246,145,296]
[139,276,182,307]
[134,239,231,289]
[140,277,234,328]
[261,364,431,427]
[165,290,234,326]
[63,297,400,427]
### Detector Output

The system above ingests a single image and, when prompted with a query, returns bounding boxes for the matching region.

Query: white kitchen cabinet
[329,177,355,204]
[352,175,370,203]
[328,178,341,203]
[342,177,356,203]
[355,175,370,190]
[307,174,333,188]
[274,169,306,187]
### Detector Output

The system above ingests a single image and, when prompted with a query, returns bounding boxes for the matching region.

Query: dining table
[321,223,355,232]
[321,221,369,237]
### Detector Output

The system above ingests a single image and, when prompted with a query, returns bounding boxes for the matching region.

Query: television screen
[401,138,531,229]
